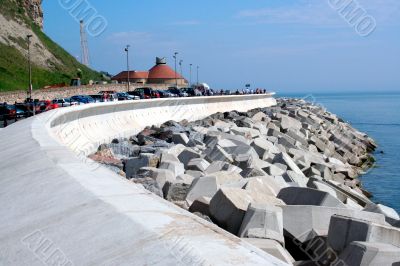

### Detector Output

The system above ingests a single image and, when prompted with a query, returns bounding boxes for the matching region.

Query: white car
[52,98,78,107]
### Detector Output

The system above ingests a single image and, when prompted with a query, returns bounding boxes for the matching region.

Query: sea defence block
[281,205,386,244]
[338,241,400,266]
[0,95,287,265]
[328,215,400,253]
[277,187,346,208]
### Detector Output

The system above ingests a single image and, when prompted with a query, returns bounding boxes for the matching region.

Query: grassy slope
[0,0,103,92]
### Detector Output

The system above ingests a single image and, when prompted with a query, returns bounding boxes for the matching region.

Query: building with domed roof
[112,57,188,86]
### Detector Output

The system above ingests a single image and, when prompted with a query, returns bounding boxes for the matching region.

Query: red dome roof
[148,64,183,79]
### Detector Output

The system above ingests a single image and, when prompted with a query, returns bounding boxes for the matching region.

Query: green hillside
[0,0,103,91]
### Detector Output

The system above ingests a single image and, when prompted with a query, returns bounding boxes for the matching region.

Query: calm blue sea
[278,92,400,213]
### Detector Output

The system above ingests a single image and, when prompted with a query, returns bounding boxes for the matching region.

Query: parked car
[0,104,24,119]
[70,95,95,104]
[157,90,177,98]
[168,87,188,97]
[128,88,160,99]
[116,92,139,101]
[38,100,59,112]
[182,87,202,97]
[53,98,78,107]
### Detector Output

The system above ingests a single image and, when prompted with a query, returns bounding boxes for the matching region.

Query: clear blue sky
[43,0,400,92]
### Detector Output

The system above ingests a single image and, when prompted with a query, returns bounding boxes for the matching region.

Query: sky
[42,0,400,93]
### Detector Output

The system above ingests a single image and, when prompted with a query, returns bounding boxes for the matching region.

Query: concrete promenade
[0,95,287,265]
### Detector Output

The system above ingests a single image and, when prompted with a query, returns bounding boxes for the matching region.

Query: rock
[187,158,210,172]
[265,164,286,176]
[328,215,400,254]
[209,188,253,234]
[231,127,260,139]
[185,170,205,178]
[185,176,220,205]
[281,205,385,244]
[172,132,190,145]
[277,187,346,208]
[124,153,160,178]
[243,238,295,264]
[240,167,269,178]
[205,145,234,164]
[177,148,201,166]
[279,115,302,131]
[159,160,185,177]
[163,181,190,201]
[132,177,163,197]
[338,242,400,266]
[205,161,242,175]
[282,171,308,187]
[188,196,211,217]
[176,174,195,185]
[252,111,268,122]
[251,138,280,158]
[136,167,175,189]
[238,203,284,244]
[211,171,243,186]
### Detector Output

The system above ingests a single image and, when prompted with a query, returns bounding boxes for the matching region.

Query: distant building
[112,57,188,86]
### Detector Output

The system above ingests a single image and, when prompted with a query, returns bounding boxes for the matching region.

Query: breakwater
[93,98,400,265]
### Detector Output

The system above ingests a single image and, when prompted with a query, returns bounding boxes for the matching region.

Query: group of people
[234,88,268,95]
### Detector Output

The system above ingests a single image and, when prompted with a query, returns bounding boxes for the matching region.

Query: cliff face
[24,0,43,29]
[0,0,102,92]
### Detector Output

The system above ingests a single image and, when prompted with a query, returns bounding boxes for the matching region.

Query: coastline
[91,97,399,264]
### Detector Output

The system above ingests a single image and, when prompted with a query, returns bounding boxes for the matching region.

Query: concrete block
[273,152,305,177]
[184,170,204,178]
[210,188,253,235]
[277,187,347,208]
[265,164,286,176]
[281,205,385,244]
[185,176,220,205]
[243,238,295,264]
[364,203,400,221]
[239,203,284,244]
[328,215,400,254]
[252,111,268,122]
[176,174,195,185]
[187,158,210,172]
[338,242,400,266]
[212,171,243,186]
[245,177,278,197]
[231,127,261,139]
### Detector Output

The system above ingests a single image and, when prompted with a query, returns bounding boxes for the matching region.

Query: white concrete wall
[0,95,286,265]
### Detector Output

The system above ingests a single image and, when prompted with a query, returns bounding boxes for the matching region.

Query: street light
[173,52,178,88]
[179,59,183,78]
[196,65,199,85]
[189,64,193,87]
[125,45,130,91]
[26,34,33,101]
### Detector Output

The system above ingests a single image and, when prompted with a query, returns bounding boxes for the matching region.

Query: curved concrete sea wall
[0,95,287,265]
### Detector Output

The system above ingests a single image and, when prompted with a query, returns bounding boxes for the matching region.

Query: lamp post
[189,64,192,87]
[173,52,178,88]
[179,59,183,77]
[196,65,199,85]
[27,34,33,101]
[125,45,130,91]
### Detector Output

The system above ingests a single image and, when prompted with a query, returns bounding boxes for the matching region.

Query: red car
[38,100,59,112]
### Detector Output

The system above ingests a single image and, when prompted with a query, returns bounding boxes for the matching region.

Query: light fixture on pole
[196,65,199,85]
[26,34,33,101]
[179,59,183,77]
[173,52,178,88]
[189,64,193,87]
[125,45,130,92]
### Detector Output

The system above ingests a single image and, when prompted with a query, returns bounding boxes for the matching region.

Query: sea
[278,91,400,213]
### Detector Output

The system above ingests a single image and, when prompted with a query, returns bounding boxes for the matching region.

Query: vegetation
[0,0,103,92]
